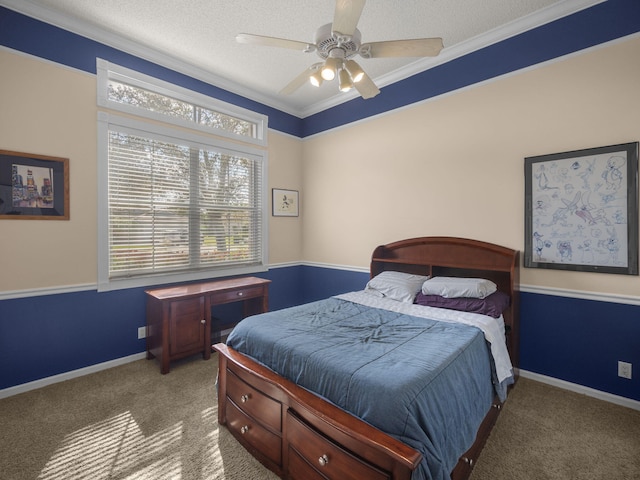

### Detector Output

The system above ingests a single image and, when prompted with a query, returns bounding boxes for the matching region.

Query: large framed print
[524,142,638,275]
[0,150,70,220]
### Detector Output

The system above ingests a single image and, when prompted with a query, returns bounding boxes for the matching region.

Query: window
[107,79,256,138]
[97,61,268,291]
[97,59,266,146]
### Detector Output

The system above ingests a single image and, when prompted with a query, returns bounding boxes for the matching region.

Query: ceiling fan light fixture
[309,71,323,87]
[321,57,340,81]
[339,68,353,92]
[345,60,365,83]
[239,1,444,101]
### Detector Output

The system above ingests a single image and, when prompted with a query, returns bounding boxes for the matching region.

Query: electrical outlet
[618,361,632,379]
[138,326,147,339]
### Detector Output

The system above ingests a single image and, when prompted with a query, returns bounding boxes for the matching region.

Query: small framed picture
[0,150,70,220]
[272,188,299,217]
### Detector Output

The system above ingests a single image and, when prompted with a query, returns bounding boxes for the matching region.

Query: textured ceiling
[4,0,603,116]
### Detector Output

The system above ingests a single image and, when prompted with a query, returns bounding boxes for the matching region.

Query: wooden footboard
[214,343,504,480]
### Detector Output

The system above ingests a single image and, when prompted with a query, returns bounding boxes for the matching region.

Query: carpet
[1,355,638,480]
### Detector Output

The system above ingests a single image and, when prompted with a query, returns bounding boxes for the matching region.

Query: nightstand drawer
[227,369,281,432]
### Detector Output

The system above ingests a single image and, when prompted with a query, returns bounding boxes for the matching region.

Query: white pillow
[421,277,497,299]
[364,271,430,303]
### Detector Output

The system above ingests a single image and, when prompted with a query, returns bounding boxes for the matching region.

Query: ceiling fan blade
[332,0,366,37]
[360,38,444,58]
[353,70,380,99]
[280,64,323,95]
[236,33,316,53]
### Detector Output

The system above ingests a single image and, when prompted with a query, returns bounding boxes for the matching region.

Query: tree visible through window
[108,80,255,138]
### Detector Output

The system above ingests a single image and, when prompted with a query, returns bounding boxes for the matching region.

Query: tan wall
[0,51,98,291]
[302,36,640,296]
[0,49,302,292]
[268,131,303,264]
[2,36,639,296]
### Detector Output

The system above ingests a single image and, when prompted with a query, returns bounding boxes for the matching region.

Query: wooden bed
[213,236,519,480]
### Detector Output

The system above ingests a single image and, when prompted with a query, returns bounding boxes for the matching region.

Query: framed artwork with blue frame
[524,142,638,275]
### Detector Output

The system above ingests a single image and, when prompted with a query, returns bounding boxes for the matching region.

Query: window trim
[97,111,269,292]
[97,58,267,147]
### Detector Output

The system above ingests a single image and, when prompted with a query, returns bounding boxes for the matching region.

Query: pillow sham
[421,276,497,299]
[364,271,430,303]
[415,290,510,318]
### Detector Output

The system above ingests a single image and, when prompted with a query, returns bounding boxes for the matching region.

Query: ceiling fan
[236,0,444,99]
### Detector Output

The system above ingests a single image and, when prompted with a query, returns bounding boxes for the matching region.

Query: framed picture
[0,150,69,220]
[272,188,299,217]
[524,142,638,275]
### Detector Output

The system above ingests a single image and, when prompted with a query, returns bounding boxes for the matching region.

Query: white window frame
[97,63,269,292]
[97,58,267,147]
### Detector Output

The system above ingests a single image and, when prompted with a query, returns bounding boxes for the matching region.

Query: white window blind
[105,125,265,283]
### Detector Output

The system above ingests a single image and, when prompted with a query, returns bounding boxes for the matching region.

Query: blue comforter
[227,297,496,480]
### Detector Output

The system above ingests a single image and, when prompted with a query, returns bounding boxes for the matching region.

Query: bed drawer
[288,447,330,480]
[227,399,282,466]
[226,369,281,432]
[286,410,390,480]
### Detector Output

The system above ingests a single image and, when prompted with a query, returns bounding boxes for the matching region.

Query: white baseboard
[0,352,146,399]
[519,369,640,411]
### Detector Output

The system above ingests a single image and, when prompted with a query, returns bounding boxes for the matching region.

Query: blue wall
[0,265,359,389]
[2,266,639,402]
[0,265,362,390]
[520,292,640,401]
[1,287,146,388]
[0,267,303,389]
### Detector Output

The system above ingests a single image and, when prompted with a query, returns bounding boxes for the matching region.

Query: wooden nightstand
[145,276,271,373]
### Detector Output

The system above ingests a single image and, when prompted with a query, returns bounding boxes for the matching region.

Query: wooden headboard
[370,236,520,368]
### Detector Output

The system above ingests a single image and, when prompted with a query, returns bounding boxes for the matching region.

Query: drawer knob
[200,319,206,324]
[318,454,329,467]
[237,291,244,296]
[240,394,250,403]
[240,425,250,435]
